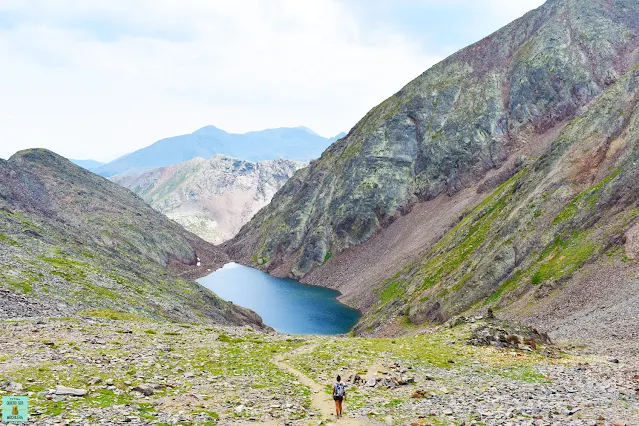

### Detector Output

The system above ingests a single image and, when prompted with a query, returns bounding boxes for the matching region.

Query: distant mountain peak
[295,126,319,136]
[92,125,342,177]
[192,125,225,136]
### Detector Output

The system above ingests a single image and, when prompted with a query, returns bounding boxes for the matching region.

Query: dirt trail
[271,344,365,425]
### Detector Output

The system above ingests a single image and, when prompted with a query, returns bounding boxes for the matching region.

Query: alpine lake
[198,263,360,335]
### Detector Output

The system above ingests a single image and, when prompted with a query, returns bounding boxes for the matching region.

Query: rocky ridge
[112,155,306,244]
[0,149,264,327]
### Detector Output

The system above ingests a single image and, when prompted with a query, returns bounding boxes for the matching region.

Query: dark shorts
[333,396,343,402]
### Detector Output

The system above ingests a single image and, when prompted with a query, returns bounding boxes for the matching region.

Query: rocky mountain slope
[0,149,265,327]
[112,155,306,244]
[94,126,343,177]
[226,0,639,337]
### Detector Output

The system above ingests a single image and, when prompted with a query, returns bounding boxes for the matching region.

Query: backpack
[334,382,345,397]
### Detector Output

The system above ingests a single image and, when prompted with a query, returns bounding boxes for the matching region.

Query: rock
[132,385,154,396]
[366,377,376,387]
[3,381,23,392]
[235,405,246,413]
[398,376,415,385]
[609,358,620,364]
[87,377,102,385]
[184,372,195,378]
[105,378,114,386]
[411,390,427,399]
[443,409,454,416]
[54,386,87,396]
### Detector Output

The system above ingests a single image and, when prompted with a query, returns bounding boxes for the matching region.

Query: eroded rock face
[227,0,639,279]
[624,222,639,260]
[112,155,305,244]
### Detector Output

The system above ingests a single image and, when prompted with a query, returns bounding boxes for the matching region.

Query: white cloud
[0,0,543,162]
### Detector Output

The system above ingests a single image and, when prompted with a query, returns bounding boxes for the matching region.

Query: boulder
[87,377,102,385]
[132,384,154,396]
[2,381,23,392]
[398,376,415,385]
[54,385,87,396]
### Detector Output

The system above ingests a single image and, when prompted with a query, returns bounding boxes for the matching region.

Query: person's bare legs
[335,399,340,417]
[338,399,343,417]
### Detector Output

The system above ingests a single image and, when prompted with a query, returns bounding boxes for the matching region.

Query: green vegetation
[553,168,621,225]
[0,232,21,247]
[531,232,596,285]
[79,309,150,321]
[378,280,404,305]
[485,270,523,305]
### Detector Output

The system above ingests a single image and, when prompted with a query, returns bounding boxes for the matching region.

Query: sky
[0,0,545,162]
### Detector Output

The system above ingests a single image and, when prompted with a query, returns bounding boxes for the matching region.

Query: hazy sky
[0,0,545,162]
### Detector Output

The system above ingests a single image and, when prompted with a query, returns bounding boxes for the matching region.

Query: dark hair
[336,375,341,382]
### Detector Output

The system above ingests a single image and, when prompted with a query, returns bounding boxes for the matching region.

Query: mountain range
[227,0,639,339]
[112,155,306,244]
[88,126,344,177]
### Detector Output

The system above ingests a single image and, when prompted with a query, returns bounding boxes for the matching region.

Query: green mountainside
[227,0,639,335]
[0,149,264,327]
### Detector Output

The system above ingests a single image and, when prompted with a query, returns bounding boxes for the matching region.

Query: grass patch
[553,168,621,225]
[79,309,150,322]
[0,232,21,247]
[378,280,404,305]
[485,270,523,305]
[531,232,596,285]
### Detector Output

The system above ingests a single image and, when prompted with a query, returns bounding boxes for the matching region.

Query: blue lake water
[198,263,360,335]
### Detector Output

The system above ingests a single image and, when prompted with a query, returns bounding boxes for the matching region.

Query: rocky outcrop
[0,149,266,327]
[112,155,305,244]
[226,0,639,337]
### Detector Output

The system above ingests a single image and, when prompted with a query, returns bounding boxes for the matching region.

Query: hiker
[332,375,346,418]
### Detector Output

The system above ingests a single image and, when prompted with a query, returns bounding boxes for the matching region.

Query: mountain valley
[2,0,639,424]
